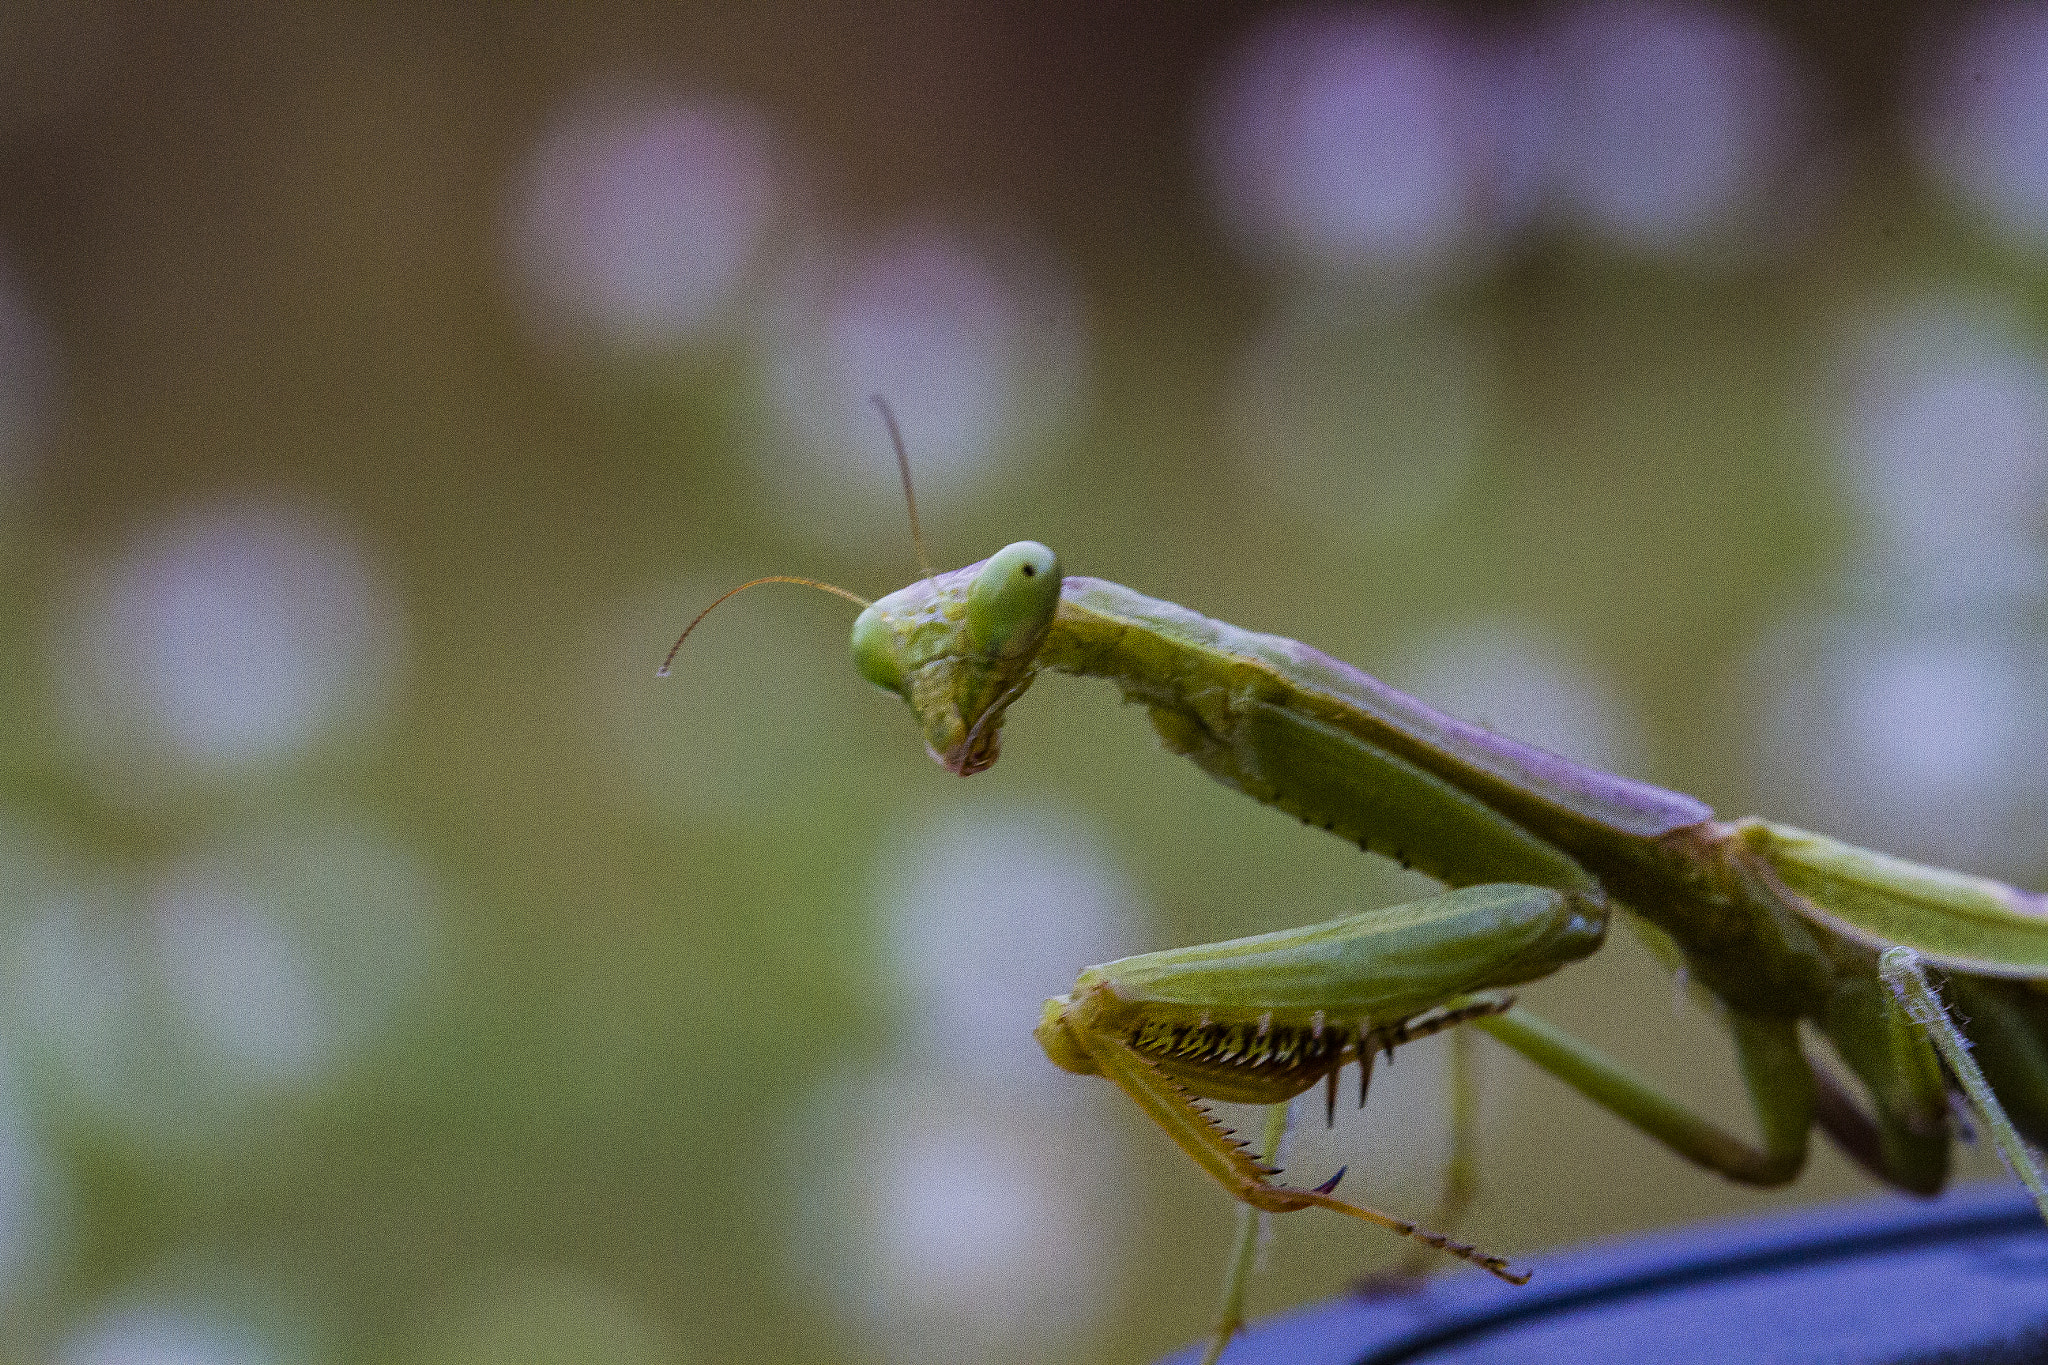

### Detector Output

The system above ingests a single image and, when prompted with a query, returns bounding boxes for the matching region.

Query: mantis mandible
[665,411,2048,1363]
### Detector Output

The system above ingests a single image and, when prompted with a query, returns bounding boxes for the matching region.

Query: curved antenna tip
[657,575,871,677]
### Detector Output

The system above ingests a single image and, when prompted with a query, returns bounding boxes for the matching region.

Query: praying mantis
[664,414,2048,1364]
[832,539,2048,1361]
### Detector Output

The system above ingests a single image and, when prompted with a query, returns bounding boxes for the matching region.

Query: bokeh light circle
[1918,3,2048,248]
[784,1065,1123,1365]
[757,222,1086,531]
[1830,293,2048,585]
[4,817,442,1148]
[1205,6,1505,276]
[1531,0,1810,253]
[1751,605,2048,883]
[1384,618,1646,776]
[52,495,404,782]
[871,797,1144,1088]
[510,89,778,349]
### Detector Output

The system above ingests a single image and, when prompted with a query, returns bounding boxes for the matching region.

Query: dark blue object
[1161,1183,2048,1365]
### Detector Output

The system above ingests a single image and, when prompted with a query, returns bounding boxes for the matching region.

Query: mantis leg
[1882,950,2048,1220]
[1084,1034,1529,1282]
[1472,1005,1812,1186]
[1392,1025,1479,1280]
[1811,972,1949,1194]
[1935,973,2048,1149]
[1435,1024,1480,1230]
[1200,1102,1291,1365]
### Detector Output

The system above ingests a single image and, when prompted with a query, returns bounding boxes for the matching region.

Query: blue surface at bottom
[1161,1183,2048,1365]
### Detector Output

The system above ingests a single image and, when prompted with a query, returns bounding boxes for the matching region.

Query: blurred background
[0,2,2044,1361]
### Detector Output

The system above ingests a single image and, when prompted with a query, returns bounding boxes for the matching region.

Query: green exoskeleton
[839,540,2048,1362]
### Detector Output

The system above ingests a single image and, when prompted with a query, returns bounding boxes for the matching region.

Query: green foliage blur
[0,5,2042,1363]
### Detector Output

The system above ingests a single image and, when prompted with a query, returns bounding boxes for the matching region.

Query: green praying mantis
[665,409,2048,1364]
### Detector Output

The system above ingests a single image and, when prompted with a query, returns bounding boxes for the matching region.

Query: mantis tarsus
[669,438,2048,1362]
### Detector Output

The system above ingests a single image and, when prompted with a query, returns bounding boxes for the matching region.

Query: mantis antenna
[655,576,871,677]
[656,396,928,679]
[869,393,938,590]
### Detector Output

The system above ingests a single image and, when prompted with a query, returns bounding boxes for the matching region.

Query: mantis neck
[1036,576,1713,882]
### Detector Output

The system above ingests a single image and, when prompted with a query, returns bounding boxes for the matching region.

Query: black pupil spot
[1021,563,1035,576]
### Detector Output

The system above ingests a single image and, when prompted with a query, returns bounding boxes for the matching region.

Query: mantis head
[850,540,1063,775]
[1034,992,1099,1075]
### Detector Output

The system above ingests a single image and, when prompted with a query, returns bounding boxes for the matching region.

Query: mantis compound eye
[849,603,905,694]
[966,540,1061,661]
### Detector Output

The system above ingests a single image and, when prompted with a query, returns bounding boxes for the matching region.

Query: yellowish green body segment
[848,543,2048,1361]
